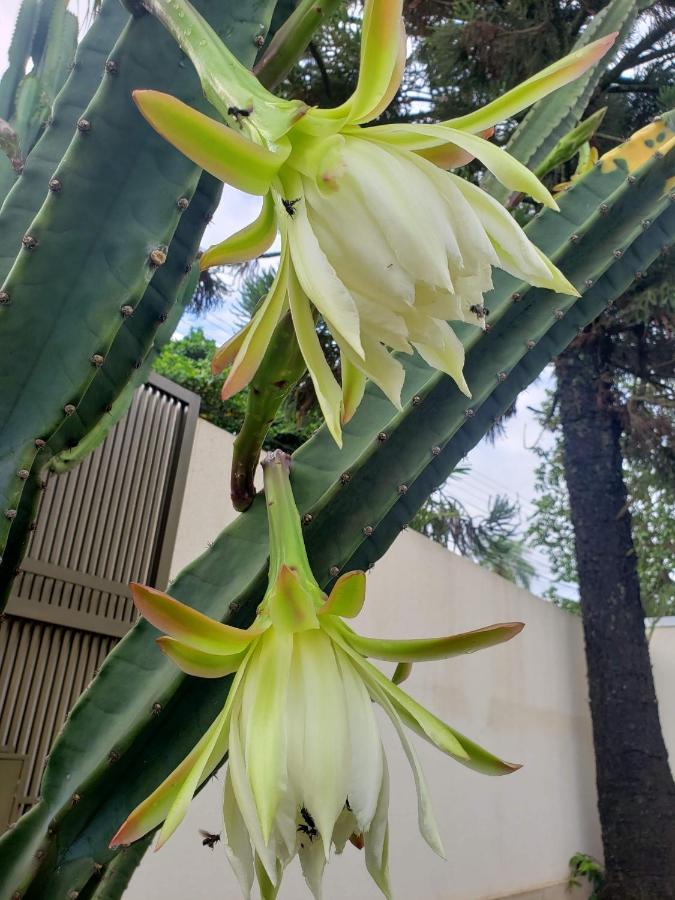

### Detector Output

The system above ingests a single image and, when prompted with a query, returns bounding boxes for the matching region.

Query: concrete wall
[125,419,673,900]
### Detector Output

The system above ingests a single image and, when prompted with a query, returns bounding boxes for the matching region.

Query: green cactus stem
[0,0,279,606]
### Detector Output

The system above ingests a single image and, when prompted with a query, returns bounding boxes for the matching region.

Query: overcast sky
[0,2,569,597]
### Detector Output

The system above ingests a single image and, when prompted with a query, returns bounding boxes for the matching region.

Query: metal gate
[0,373,200,829]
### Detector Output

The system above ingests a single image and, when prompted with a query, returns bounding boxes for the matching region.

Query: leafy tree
[529,389,675,622]
[153,328,321,452]
[412,483,535,588]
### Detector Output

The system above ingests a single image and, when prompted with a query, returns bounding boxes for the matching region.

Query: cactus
[0,0,79,201]
[48,218,206,475]
[0,0,129,259]
[0,106,671,898]
[0,0,279,606]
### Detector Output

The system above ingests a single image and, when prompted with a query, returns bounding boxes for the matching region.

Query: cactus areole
[111,451,524,898]
[133,0,617,445]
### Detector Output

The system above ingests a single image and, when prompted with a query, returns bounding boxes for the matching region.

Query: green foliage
[153,328,321,450]
[412,481,535,589]
[528,386,675,619]
[568,851,605,898]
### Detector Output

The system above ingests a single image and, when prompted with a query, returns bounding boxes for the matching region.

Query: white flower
[111,452,523,898]
[132,0,616,444]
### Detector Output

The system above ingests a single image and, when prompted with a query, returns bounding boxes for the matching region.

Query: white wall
[125,419,673,900]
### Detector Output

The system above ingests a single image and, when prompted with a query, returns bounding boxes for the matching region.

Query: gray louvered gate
[0,374,199,829]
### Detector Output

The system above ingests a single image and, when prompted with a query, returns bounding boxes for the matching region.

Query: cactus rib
[0,0,278,604]
[0,0,129,243]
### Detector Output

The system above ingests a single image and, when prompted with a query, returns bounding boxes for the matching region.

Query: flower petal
[359,122,492,168]
[303,174,415,308]
[441,127,558,209]
[339,621,524,662]
[444,33,618,134]
[229,699,279,882]
[222,253,289,400]
[335,650,383,832]
[450,175,579,295]
[347,0,406,125]
[156,636,246,678]
[286,180,364,360]
[109,705,228,847]
[319,571,366,618]
[411,321,470,398]
[364,754,391,899]
[289,630,350,858]
[355,21,407,125]
[132,91,285,195]
[110,652,253,849]
[416,135,486,169]
[327,621,520,775]
[340,353,366,424]
[339,335,405,411]
[240,630,293,844]
[367,679,445,858]
[343,140,454,291]
[298,835,326,899]
[223,769,255,900]
[332,807,360,854]
[288,268,343,446]
[268,565,321,633]
[386,679,520,776]
[212,321,253,375]
[130,583,262,655]
[255,854,283,900]
[200,194,277,270]
[155,703,232,849]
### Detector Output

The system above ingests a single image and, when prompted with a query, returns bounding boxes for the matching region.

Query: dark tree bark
[556,339,675,899]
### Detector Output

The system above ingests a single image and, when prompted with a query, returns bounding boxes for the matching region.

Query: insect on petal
[201,194,277,270]
[133,91,285,195]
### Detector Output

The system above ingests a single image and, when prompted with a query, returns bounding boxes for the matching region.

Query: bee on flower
[111,451,524,898]
[133,0,615,446]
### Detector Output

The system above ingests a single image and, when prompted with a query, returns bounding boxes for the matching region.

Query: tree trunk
[556,341,675,899]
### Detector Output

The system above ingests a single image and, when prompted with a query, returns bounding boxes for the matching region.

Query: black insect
[469,303,490,319]
[227,105,252,127]
[199,830,221,849]
[297,806,318,841]
[282,197,301,217]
